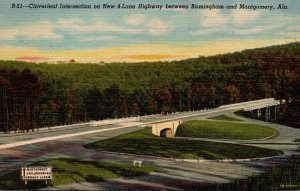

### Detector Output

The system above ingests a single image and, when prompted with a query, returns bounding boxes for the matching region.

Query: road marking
[0,122,144,150]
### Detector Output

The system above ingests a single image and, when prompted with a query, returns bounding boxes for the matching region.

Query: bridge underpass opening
[152,120,181,138]
[248,104,282,122]
[160,128,173,138]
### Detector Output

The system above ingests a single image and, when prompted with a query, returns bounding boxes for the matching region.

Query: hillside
[0,42,299,131]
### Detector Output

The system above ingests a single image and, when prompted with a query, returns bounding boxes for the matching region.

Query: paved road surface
[0,98,282,150]
[0,99,299,190]
[176,111,300,155]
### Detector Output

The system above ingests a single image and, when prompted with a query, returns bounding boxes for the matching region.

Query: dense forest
[0,42,299,132]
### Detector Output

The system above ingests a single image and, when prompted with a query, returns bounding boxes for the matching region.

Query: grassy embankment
[207,158,300,191]
[0,158,156,190]
[86,128,282,160]
[176,120,276,140]
[208,115,243,121]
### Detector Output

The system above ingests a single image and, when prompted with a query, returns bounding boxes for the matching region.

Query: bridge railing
[90,117,140,127]
[219,98,276,109]
[243,100,282,111]
[0,122,90,135]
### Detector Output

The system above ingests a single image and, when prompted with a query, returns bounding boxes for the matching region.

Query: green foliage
[0,159,156,189]
[0,42,299,130]
[278,100,300,128]
[86,129,282,159]
[176,120,276,140]
[207,158,300,191]
[0,68,41,132]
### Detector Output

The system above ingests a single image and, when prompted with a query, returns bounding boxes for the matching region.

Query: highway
[1,98,299,190]
[0,98,280,150]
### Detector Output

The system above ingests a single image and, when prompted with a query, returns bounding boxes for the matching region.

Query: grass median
[85,128,282,160]
[207,157,300,191]
[0,158,156,190]
[208,115,243,121]
[176,120,276,140]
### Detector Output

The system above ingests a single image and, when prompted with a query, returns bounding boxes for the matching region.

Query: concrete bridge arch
[152,120,181,138]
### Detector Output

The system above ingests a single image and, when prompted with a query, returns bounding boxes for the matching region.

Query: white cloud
[79,36,119,42]
[234,26,264,35]
[57,19,143,34]
[286,23,300,31]
[201,10,226,27]
[57,19,122,32]
[147,19,172,35]
[231,10,261,25]
[0,21,62,40]
[280,32,300,38]
[191,28,222,36]
[56,18,83,29]
[125,14,145,26]
[234,25,280,35]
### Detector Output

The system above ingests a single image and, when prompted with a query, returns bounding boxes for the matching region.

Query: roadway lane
[0,125,144,175]
[0,98,298,190]
[0,98,282,150]
[0,122,145,150]
[174,111,300,155]
[228,113,300,155]
[0,132,277,190]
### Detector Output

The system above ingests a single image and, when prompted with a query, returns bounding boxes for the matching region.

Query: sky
[0,0,299,63]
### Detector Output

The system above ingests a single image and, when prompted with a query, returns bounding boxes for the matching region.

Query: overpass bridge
[241,98,284,121]
[0,98,284,148]
[219,98,281,111]
[149,98,283,137]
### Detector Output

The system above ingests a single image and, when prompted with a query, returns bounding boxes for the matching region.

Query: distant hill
[0,42,299,131]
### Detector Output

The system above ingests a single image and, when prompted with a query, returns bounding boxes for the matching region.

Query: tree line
[0,68,41,132]
[0,42,299,132]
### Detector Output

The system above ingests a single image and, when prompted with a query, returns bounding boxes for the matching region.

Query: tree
[226,84,240,103]
[65,91,75,124]
[0,77,11,132]
[154,87,173,113]
[103,84,122,118]
[20,69,42,131]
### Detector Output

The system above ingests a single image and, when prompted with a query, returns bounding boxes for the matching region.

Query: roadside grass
[0,158,156,190]
[207,157,300,191]
[85,128,282,160]
[176,120,276,140]
[208,115,243,121]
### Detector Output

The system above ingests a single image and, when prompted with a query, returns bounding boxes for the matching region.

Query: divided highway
[0,98,281,150]
[0,98,299,190]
